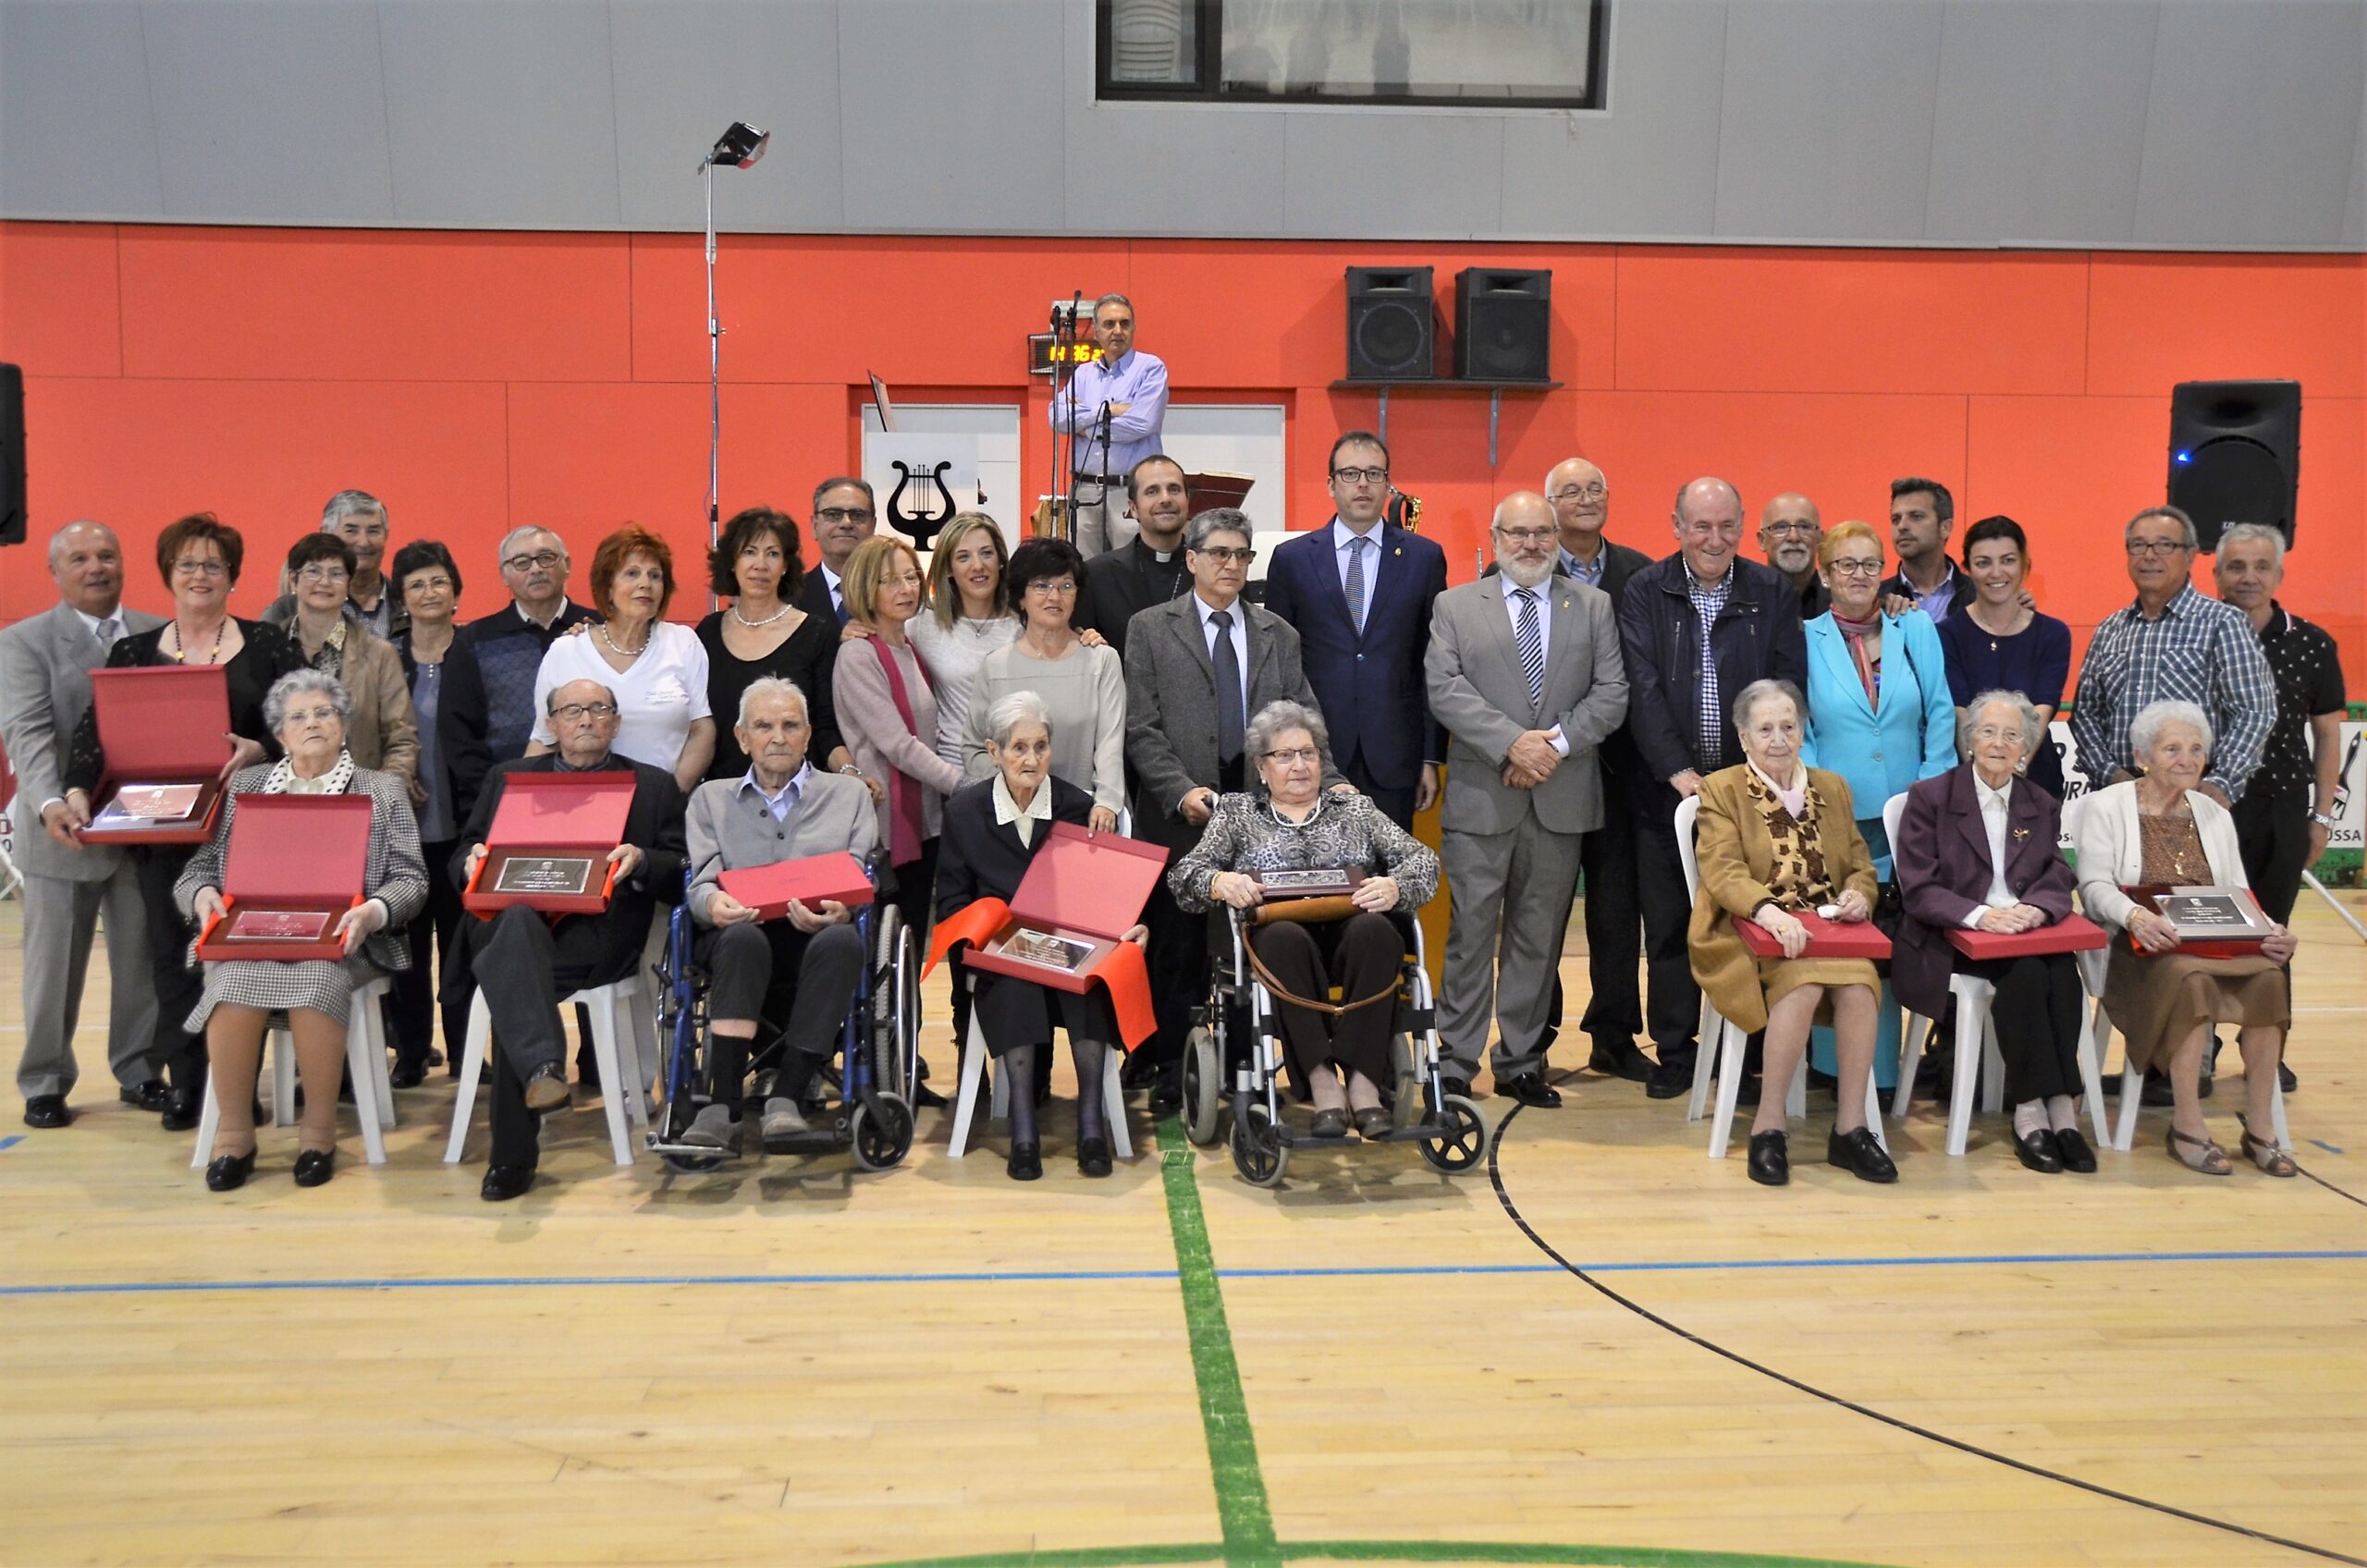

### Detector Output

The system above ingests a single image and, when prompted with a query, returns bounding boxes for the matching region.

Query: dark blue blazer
[1261,519,1447,790]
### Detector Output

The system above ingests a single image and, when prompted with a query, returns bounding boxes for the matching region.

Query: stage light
[701,121,769,170]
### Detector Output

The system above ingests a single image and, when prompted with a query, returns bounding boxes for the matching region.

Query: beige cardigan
[2072,779,2250,931]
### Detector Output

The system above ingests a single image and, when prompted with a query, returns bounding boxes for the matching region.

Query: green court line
[861,1533,1895,1566]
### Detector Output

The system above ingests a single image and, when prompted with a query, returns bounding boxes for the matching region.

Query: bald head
[1757,492,1822,581]
[1545,456,1609,554]
[1491,490,1558,587]
[49,521,126,617]
[546,677,621,767]
[1673,477,1745,583]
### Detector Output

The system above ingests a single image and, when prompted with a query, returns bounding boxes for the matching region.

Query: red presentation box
[961,822,1169,995]
[1736,909,1893,961]
[1947,912,2109,961]
[719,851,876,921]
[194,794,371,961]
[75,666,232,846]
[462,771,635,915]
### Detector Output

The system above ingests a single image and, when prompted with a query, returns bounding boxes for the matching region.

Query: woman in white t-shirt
[529,526,714,791]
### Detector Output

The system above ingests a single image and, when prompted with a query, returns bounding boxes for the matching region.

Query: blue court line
[0,1136,22,1154]
[1,1248,2361,1298]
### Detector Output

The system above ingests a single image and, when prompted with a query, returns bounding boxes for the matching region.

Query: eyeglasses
[1261,747,1320,765]
[1330,467,1389,485]
[550,702,619,722]
[172,558,228,578]
[503,550,564,572]
[283,705,340,725]
[404,574,454,594]
[1826,558,1885,577]
[2127,539,2190,557]
[1550,483,1607,503]
[1968,724,2025,743]
[816,507,876,525]
[1196,546,1256,565]
[1494,528,1556,546]
[296,564,350,584]
[1024,579,1078,595]
[1762,520,1819,536]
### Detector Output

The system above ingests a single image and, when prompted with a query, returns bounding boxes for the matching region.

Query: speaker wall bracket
[1329,378,1562,468]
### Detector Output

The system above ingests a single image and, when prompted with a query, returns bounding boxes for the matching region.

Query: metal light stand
[695,120,769,606]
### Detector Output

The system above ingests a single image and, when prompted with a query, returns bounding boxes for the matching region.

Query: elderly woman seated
[177,669,427,1191]
[2077,699,2299,1178]
[1892,692,2095,1174]
[938,691,1142,1181]
[681,677,878,1154]
[1169,700,1439,1142]
[1687,679,1895,1187]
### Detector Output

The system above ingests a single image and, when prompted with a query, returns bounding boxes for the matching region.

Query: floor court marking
[1487,1104,2367,1568]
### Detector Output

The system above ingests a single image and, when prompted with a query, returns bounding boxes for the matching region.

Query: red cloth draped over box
[462,772,635,916]
[1947,912,2109,960]
[717,851,876,921]
[74,666,232,845]
[193,794,371,961]
[1735,909,1893,960]
[925,822,1167,1050]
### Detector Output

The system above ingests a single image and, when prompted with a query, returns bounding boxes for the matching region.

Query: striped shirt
[1686,566,1735,766]
[2069,583,2275,800]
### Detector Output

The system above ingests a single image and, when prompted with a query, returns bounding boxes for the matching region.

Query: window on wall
[1098,0,1607,110]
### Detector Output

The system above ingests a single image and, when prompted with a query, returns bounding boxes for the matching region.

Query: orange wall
[3,222,2361,691]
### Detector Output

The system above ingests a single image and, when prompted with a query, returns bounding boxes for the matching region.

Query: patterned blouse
[1169,790,1440,913]
[1748,767,1842,910]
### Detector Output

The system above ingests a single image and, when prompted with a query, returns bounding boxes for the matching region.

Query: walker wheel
[1231,1101,1289,1188]
[852,1093,914,1171]
[1182,1027,1223,1146]
[1419,1094,1490,1174]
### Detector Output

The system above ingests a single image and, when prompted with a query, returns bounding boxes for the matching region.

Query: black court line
[1486,1104,2366,1568]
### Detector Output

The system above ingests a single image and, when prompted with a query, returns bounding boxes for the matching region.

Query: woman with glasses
[529,526,715,793]
[1936,515,2072,802]
[60,513,305,1132]
[962,536,1126,833]
[278,533,417,786]
[695,506,857,784]
[1169,701,1438,1142]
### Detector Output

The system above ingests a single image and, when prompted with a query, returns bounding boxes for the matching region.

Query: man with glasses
[461,679,688,1203]
[263,490,408,639]
[1427,492,1629,1107]
[1076,455,1195,660]
[438,526,598,827]
[1125,508,1338,1105]
[1758,493,1827,619]
[1051,294,1169,556]
[1620,477,1809,1099]
[1262,431,1447,829]
[2071,505,2274,811]
[796,477,879,626]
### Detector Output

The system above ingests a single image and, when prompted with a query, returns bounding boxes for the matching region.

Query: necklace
[166,619,227,666]
[597,622,650,660]
[730,599,792,629]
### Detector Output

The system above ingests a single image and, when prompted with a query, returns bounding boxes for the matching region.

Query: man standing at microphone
[1051,293,1170,557]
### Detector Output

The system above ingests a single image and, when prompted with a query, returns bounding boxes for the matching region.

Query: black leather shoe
[1076,1136,1112,1178]
[2052,1127,2097,1173]
[1121,1051,1163,1090]
[2278,1061,2299,1093]
[1644,1056,1694,1100]
[160,1081,203,1133]
[522,1064,570,1113]
[914,1082,950,1109]
[2014,1128,2063,1173]
[1747,1130,1789,1186]
[1006,1142,1043,1182]
[388,1060,426,1090]
[22,1095,69,1129]
[480,1164,535,1202]
[1500,1072,1563,1109]
[1587,1039,1651,1083]
[1827,1126,1899,1183]
[204,1150,256,1192]
[292,1147,337,1188]
[1439,1072,1477,1105]
[1354,1106,1392,1140]
[120,1080,170,1112]
[1147,1072,1183,1116]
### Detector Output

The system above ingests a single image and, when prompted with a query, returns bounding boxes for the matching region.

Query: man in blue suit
[1260,431,1448,828]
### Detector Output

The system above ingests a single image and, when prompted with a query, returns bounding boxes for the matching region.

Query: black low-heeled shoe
[2052,1127,2097,1173]
[1827,1125,1899,1183]
[2014,1127,2063,1173]
[204,1150,256,1192]
[1007,1142,1043,1182]
[1747,1130,1789,1186]
[292,1147,336,1188]
[1076,1136,1112,1178]
[160,1081,204,1133]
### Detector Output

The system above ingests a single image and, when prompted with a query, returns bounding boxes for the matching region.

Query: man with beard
[1759,493,1826,620]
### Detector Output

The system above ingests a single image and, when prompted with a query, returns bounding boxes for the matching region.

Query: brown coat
[1686,764,1877,1033]
[324,621,419,783]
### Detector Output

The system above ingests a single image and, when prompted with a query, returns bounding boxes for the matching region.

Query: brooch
[2011,827,2030,840]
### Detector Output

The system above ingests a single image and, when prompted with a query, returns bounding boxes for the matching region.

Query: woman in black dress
[1937,515,2072,801]
[60,513,304,1130]
[695,506,853,784]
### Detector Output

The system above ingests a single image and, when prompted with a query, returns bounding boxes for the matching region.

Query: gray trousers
[17,864,159,1098]
[1071,480,1138,557]
[1439,813,1585,1080]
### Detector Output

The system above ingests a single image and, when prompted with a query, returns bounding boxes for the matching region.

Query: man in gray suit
[0,521,166,1127]
[679,677,877,1153]
[1426,492,1629,1106]
[1123,508,1341,1098]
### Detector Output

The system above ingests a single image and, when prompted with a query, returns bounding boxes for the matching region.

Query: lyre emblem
[886,459,957,548]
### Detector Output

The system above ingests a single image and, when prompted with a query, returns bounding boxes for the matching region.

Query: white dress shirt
[1331,517,1382,625]
[992,772,1055,847]
[1498,573,1569,754]
[1967,773,2017,925]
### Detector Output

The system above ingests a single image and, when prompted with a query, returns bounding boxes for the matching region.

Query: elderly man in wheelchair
[668,676,883,1158]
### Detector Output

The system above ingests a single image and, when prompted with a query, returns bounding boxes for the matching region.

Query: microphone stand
[702,153,723,601]
[1052,289,1084,545]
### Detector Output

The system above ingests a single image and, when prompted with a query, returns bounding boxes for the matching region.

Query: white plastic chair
[442,936,657,1168]
[1674,794,1883,1160]
[190,975,395,1168]
[945,997,1133,1162]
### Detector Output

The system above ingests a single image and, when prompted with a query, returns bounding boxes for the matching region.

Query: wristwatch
[839,765,863,778]
[2309,810,2334,828]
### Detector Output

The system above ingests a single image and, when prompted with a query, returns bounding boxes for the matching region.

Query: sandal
[2165,1124,2231,1177]
[2238,1117,2297,1179]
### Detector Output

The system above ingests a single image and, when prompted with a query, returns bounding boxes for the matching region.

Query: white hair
[263,668,352,732]
[985,690,1053,749]
[2214,521,2286,570]
[46,519,115,567]
[320,489,386,532]
[2129,699,2214,761]
[497,524,568,563]
[1960,690,2043,753]
[735,676,809,729]
[1731,678,1805,733]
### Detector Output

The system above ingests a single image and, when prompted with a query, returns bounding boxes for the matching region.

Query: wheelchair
[1178,903,1490,1188]
[644,859,922,1174]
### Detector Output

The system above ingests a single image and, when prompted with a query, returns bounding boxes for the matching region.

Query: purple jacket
[1890,763,2079,1018]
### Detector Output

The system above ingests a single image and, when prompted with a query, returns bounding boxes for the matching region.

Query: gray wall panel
[377,0,619,227]
[2346,96,2366,248]
[2134,0,2364,246]
[1925,0,2157,245]
[1283,111,1503,238]
[1713,0,1946,240]
[609,1,845,232]
[0,2,164,218]
[141,0,394,223]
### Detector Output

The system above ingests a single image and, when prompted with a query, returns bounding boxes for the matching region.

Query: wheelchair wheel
[1231,1101,1289,1188]
[1181,1026,1223,1146]
[851,1092,914,1170]
[1418,1093,1489,1174]
[870,910,922,1106]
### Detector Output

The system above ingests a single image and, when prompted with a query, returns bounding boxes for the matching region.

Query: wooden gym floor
[0,890,2361,1568]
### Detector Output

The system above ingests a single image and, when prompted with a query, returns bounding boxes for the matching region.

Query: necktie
[1210,608,1245,765]
[1514,588,1545,708]
[1343,536,1368,635]
[94,617,119,651]
[832,585,849,627]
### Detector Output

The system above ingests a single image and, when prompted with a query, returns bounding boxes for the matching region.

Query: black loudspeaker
[2169,378,2300,551]
[1345,266,1436,380]
[1453,267,1551,382]
[0,363,22,546]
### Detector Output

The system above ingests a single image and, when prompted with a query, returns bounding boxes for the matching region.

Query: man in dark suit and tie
[1260,431,1446,829]
[0,522,166,1127]
[795,477,879,627]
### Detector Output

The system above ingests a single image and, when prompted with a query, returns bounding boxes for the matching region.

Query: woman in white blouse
[903,513,1019,767]
[530,526,714,792]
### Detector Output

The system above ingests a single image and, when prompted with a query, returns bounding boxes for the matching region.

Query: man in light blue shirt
[1051,294,1169,556]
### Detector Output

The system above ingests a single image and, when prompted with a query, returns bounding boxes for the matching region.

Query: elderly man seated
[681,677,879,1153]
[459,677,688,1202]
